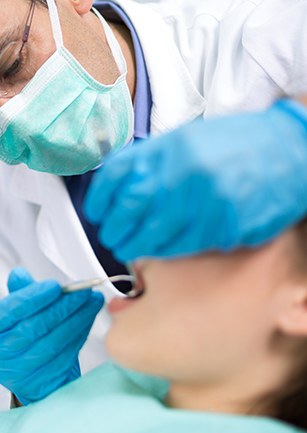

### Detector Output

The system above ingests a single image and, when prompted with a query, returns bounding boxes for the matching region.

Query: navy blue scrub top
[64,2,152,292]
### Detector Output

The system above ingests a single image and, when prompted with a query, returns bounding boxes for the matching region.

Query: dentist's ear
[277,283,307,337]
[68,0,93,15]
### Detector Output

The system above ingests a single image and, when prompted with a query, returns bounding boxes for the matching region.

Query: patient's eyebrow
[0,26,22,58]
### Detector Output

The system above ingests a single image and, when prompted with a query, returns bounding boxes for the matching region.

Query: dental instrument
[61,275,136,293]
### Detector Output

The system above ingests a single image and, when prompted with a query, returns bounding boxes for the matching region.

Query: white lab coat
[0,0,306,406]
[113,0,307,120]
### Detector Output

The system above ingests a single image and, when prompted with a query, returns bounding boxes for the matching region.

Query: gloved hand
[84,99,307,261]
[0,267,104,405]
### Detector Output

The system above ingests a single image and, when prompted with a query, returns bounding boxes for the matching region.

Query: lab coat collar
[9,165,111,287]
[9,164,117,336]
[107,0,206,135]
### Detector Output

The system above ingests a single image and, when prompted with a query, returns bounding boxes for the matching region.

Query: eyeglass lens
[0,0,36,99]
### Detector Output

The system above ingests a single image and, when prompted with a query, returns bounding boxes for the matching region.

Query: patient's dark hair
[255,218,307,430]
[271,353,307,430]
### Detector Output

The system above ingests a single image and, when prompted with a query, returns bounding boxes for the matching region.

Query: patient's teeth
[127,288,144,299]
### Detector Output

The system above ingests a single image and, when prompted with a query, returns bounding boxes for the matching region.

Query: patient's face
[105,230,298,384]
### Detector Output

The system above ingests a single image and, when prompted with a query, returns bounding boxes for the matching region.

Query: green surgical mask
[0,0,134,175]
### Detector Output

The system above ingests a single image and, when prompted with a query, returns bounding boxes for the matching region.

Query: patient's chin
[104,327,152,372]
[104,326,134,365]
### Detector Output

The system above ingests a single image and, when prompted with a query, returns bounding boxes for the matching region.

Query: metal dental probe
[62,275,136,293]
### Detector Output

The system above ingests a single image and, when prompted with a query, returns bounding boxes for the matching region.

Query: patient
[1,221,307,432]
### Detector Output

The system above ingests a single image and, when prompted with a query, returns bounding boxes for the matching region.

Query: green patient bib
[0,362,304,433]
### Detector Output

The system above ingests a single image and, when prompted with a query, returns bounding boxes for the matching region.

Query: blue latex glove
[84,99,307,261]
[0,267,104,405]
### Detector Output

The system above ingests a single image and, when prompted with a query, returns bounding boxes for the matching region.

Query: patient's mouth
[107,288,144,314]
[126,287,145,299]
[108,267,145,314]
[126,266,145,298]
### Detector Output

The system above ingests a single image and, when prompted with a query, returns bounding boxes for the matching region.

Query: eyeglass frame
[0,0,36,97]
[20,0,37,56]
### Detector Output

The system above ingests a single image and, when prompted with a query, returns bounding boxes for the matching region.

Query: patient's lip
[108,284,145,314]
[108,297,135,314]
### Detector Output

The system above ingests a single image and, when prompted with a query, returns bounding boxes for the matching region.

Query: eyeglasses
[0,0,37,99]
[21,0,37,55]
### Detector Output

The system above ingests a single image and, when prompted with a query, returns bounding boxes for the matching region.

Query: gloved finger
[0,280,62,333]
[0,318,89,397]
[99,143,163,252]
[66,358,81,382]
[103,178,188,262]
[7,267,35,293]
[99,167,159,252]
[0,289,93,355]
[0,299,100,396]
[84,147,135,224]
[14,326,93,405]
[8,292,104,370]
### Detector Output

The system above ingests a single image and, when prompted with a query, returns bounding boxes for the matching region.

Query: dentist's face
[0,0,119,106]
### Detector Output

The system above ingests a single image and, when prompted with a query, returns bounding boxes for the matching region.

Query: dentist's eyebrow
[0,26,22,58]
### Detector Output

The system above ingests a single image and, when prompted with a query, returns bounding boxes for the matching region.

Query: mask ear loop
[91,8,127,76]
[45,0,64,50]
